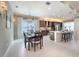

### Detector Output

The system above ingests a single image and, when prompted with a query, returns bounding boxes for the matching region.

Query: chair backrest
[35,31,42,36]
[34,32,43,41]
[23,32,26,39]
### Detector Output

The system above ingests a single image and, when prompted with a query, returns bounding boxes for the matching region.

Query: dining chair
[23,32,31,50]
[31,32,43,52]
[35,32,43,46]
[62,32,72,42]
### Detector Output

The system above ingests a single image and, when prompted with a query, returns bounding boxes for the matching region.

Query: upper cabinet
[39,20,52,27]
[48,21,51,27]
[39,20,62,31]
[40,20,46,27]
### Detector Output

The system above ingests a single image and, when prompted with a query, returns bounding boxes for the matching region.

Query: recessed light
[46,2,51,10]
[46,2,51,5]
[16,6,19,8]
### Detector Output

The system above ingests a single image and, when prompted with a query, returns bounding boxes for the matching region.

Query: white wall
[14,16,23,40]
[0,2,13,56]
[74,18,79,40]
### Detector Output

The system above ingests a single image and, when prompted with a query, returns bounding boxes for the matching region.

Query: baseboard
[3,42,13,57]
[12,39,23,44]
[3,39,23,57]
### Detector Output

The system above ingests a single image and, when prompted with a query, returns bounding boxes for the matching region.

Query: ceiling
[9,1,79,21]
[61,1,79,18]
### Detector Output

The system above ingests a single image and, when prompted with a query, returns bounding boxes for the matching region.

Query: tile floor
[4,35,79,57]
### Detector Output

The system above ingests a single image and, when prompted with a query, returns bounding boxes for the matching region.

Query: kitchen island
[49,31,62,42]
[49,31,73,42]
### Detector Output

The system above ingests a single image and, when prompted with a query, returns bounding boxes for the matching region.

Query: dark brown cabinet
[39,20,62,31]
[40,20,46,27]
[48,21,51,27]
[40,21,52,27]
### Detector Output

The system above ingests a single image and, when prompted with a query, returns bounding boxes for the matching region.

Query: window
[63,22,74,31]
[21,20,36,33]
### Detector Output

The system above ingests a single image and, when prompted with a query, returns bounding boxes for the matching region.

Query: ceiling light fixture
[46,2,51,10]
[46,2,51,5]
[16,6,19,8]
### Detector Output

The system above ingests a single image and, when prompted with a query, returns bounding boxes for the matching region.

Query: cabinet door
[48,21,51,27]
[40,21,46,27]
[40,21,43,27]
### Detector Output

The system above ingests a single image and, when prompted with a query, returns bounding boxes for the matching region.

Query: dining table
[25,33,43,51]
